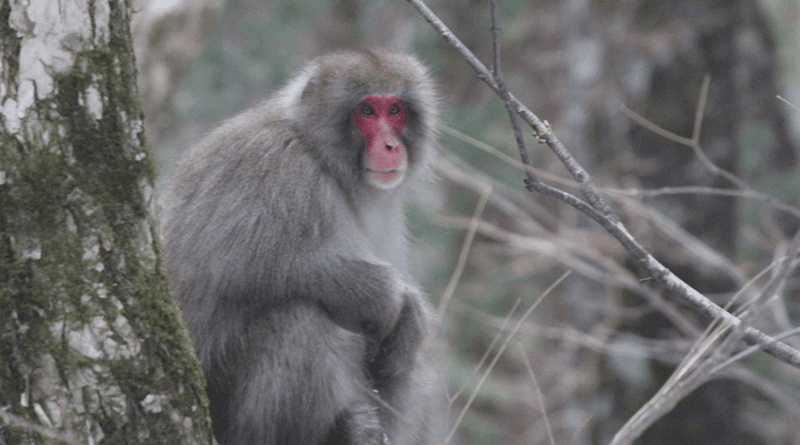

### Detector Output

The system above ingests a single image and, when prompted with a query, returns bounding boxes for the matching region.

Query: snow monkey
[161,49,444,445]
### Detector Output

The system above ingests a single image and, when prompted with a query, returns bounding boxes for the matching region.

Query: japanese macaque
[160,49,443,445]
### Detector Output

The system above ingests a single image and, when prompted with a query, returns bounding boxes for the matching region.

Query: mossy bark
[0,0,213,443]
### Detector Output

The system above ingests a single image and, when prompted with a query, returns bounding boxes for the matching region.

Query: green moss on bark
[0,0,211,443]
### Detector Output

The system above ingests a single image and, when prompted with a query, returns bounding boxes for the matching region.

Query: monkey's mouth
[365,168,406,189]
[367,168,401,181]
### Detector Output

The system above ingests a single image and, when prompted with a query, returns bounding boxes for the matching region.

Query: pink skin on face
[353,94,408,188]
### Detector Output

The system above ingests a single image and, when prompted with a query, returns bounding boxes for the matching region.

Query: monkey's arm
[165,123,416,346]
[290,254,412,342]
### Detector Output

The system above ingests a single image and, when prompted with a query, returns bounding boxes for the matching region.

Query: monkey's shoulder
[178,109,323,180]
[165,113,339,234]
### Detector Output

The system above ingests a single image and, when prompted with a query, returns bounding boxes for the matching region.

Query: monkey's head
[293,49,439,194]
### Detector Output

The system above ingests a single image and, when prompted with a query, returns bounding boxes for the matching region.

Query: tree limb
[407,0,800,368]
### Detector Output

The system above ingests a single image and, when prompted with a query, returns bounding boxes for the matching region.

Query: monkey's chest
[357,209,411,277]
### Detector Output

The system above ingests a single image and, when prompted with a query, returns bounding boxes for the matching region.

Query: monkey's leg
[368,297,447,445]
[370,294,425,382]
[324,400,388,445]
[367,357,446,445]
[214,304,386,445]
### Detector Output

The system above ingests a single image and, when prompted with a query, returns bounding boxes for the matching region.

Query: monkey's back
[160,102,347,349]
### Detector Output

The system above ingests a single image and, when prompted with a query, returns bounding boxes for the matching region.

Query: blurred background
[132,0,800,443]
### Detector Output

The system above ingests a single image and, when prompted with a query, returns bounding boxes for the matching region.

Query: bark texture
[0,0,212,443]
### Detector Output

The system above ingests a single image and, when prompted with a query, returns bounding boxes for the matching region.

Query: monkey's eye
[359,103,375,115]
[388,103,401,115]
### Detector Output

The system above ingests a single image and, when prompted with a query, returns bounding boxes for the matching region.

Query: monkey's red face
[353,94,409,190]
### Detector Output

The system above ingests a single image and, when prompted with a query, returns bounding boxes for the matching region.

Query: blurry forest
[134,0,800,443]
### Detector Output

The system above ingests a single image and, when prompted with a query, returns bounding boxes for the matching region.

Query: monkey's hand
[369,290,426,381]
[358,274,413,363]
[307,259,408,350]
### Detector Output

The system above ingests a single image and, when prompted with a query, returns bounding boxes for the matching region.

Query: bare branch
[407,0,800,368]
[621,80,750,190]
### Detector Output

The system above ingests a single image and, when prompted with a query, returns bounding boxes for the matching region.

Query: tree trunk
[0,0,213,443]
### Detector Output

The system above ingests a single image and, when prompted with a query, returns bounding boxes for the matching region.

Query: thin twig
[516,340,557,445]
[612,235,800,444]
[691,75,709,145]
[444,271,570,444]
[710,326,800,375]
[777,95,800,113]
[488,0,540,192]
[435,182,493,324]
[441,123,800,218]
[621,82,749,190]
[451,298,522,402]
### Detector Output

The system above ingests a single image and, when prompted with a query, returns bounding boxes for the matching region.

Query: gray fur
[161,49,444,445]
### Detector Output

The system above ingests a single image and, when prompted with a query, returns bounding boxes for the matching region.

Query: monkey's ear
[300,73,323,103]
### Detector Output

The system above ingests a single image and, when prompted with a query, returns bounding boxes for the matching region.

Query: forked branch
[407,0,800,368]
